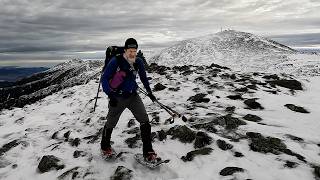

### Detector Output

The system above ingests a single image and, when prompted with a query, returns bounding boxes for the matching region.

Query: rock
[110,166,133,180]
[73,150,87,158]
[267,79,303,90]
[127,119,136,128]
[57,167,80,180]
[148,63,169,75]
[244,99,264,109]
[63,131,71,140]
[123,127,140,134]
[243,114,262,122]
[226,94,243,100]
[262,74,279,80]
[215,114,247,130]
[0,139,20,155]
[284,161,298,168]
[217,139,233,150]
[38,155,65,173]
[219,167,244,176]
[194,132,213,148]
[285,134,304,142]
[167,125,196,143]
[234,152,244,157]
[187,93,210,103]
[191,121,218,133]
[52,131,59,139]
[225,106,236,113]
[124,134,140,148]
[284,104,310,113]
[153,83,167,91]
[168,87,180,91]
[83,128,103,144]
[157,130,167,141]
[70,138,80,147]
[246,132,286,155]
[209,63,230,70]
[235,87,248,92]
[181,147,213,162]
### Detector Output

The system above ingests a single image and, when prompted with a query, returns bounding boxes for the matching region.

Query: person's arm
[137,58,156,101]
[137,58,151,93]
[101,57,118,96]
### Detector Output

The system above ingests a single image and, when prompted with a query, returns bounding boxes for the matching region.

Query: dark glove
[147,92,156,102]
[108,95,118,107]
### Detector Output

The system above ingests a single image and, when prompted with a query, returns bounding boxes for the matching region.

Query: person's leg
[101,97,127,150]
[127,94,154,156]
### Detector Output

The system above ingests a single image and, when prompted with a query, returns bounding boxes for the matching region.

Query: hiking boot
[144,151,160,163]
[101,147,114,157]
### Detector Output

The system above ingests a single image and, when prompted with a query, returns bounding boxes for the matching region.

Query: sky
[0,0,320,67]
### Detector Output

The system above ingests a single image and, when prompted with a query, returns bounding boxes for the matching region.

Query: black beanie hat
[124,38,138,49]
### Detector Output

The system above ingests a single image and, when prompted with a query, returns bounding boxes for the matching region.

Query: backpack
[103,46,125,71]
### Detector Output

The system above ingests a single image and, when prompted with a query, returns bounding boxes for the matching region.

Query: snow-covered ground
[0,30,320,180]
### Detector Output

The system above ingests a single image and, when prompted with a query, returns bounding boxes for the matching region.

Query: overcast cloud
[0,0,319,66]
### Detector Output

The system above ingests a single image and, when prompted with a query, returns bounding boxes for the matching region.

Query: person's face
[125,48,137,62]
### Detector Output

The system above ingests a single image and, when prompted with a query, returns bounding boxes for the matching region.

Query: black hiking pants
[101,93,153,156]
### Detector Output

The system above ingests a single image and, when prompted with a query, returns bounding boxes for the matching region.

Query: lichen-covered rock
[110,166,133,180]
[38,155,65,173]
[243,114,262,122]
[194,132,213,148]
[284,104,310,113]
[219,167,244,176]
[181,147,213,162]
[167,125,196,143]
[217,139,233,151]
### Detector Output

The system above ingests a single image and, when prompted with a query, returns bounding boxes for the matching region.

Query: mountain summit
[150,30,297,68]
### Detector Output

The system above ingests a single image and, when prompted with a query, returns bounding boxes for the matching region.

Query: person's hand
[108,96,118,107]
[147,92,156,102]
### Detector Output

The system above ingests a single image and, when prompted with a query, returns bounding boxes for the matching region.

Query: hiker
[100,38,158,162]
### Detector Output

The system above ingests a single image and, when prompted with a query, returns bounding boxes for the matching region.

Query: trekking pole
[138,87,187,122]
[93,72,103,112]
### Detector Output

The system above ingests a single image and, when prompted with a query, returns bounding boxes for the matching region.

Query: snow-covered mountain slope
[0,62,320,180]
[149,30,320,76]
[0,59,102,111]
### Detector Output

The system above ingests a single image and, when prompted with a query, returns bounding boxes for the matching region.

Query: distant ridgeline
[0,66,49,87]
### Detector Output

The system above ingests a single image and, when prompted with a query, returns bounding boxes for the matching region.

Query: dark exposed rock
[219,167,244,176]
[243,114,262,122]
[234,152,244,157]
[225,106,236,113]
[215,114,247,130]
[153,83,167,91]
[187,93,210,103]
[168,87,180,91]
[57,167,80,180]
[191,121,218,133]
[284,104,310,113]
[38,155,65,173]
[246,84,257,90]
[244,98,264,109]
[127,119,136,128]
[110,166,133,180]
[70,138,80,147]
[0,139,20,156]
[157,130,167,141]
[182,70,193,76]
[282,149,306,162]
[217,139,233,150]
[262,74,279,80]
[63,131,71,140]
[195,77,206,82]
[235,87,248,92]
[181,147,213,162]
[73,150,87,158]
[246,132,286,155]
[267,79,303,90]
[194,132,213,148]
[123,127,140,134]
[226,94,243,100]
[167,125,196,143]
[124,134,140,148]
[83,128,103,144]
[173,65,190,72]
[285,134,304,142]
[51,131,59,139]
[148,63,169,75]
[209,63,230,70]
[284,161,298,168]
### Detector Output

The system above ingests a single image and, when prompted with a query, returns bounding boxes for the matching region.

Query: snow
[0,30,320,180]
